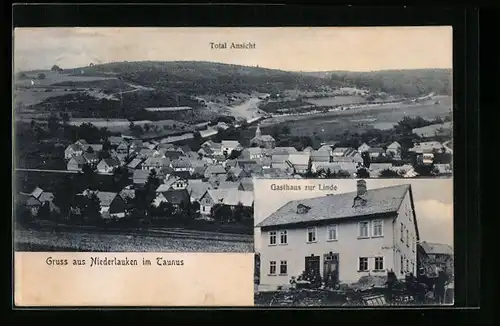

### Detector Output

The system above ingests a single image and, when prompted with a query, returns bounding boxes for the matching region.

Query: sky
[13,27,452,72]
[253,178,453,251]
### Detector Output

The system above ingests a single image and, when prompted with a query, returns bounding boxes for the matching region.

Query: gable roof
[162,189,190,205]
[100,157,120,167]
[257,184,411,228]
[420,241,453,255]
[288,153,311,166]
[70,155,87,165]
[94,191,119,206]
[66,143,83,152]
[221,140,241,148]
[38,192,55,202]
[30,186,44,199]
[207,189,254,207]
[127,158,144,169]
[387,141,401,149]
[85,144,103,152]
[187,180,212,201]
[205,165,227,174]
[83,152,99,161]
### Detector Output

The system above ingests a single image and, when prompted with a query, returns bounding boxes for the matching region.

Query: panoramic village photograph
[253,178,454,306]
[13,27,452,253]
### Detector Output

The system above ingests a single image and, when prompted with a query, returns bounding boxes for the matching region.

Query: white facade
[256,190,417,290]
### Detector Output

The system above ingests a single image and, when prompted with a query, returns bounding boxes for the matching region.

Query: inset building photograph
[253,178,453,306]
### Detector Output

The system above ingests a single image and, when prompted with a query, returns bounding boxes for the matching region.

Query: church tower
[255,125,262,138]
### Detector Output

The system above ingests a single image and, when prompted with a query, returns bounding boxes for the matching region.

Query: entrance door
[305,254,320,276]
[323,253,339,287]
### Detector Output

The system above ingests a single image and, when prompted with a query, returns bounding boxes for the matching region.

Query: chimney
[357,179,367,197]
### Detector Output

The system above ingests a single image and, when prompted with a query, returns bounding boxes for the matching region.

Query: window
[359,257,368,271]
[406,229,410,246]
[400,255,404,274]
[406,259,410,272]
[269,231,277,245]
[280,261,288,275]
[269,261,276,275]
[374,257,384,271]
[359,221,369,238]
[327,225,338,241]
[202,206,205,212]
[307,227,317,243]
[400,223,404,242]
[372,220,383,237]
[279,230,288,245]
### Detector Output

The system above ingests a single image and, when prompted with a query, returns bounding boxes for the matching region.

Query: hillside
[63,61,341,95]
[301,69,452,97]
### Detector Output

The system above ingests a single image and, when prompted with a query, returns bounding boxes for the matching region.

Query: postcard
[13,26,452,307]
[253,178,454,306]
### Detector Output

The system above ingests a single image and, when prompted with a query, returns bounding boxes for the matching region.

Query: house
[186,180,212,203]
[250,126,276,149]
[142,157,171,171]
[367,148,385,159]
[238,177,254,191]
[255,180,419,290]
[288,153,311,174]
[82,152,100,166]
[208,174,228,188]
[270,147,298,156]
[332,147,358,157]
[126,158,144,170]
[216,181,240,190]
[83,144,103,153]
[303,146,314,153]
[67,155,87,171]
[311,162,342,174]
[204,165,227,179]
[153,189,190,208]
[434,164,453,176]
[90,191,126,220]
[108,136,123,147]
[171,158,193,173]
[369,163,394,177]
[156,176,188,192]
[419,241,454,276]
[357,143,371,154]
[241,147,264,160]
[116,142,129,155]
[199,189,254,216]
[410,141,445,154]
[221,140,243,157]
[97,157,120,173]
[138,148,154,159]
[199,127,219,139]
[202,141,223,156]
[317,145,333,157]
[311,150,331,164]
[64,143,84,160]
[133,170,151,185]
[386,141,402,157]
[216,122,230,131]
[75,139,88,147]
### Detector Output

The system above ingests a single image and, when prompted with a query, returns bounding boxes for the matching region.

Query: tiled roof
[30,187,44,199]
[70,155,87,165]
[257,184,410,228]
[387,141,401,149]
[162,189,190,205]
[205,165,226,174]
[187,180,211,201]
[288,153,311,166]
[38,192,54,202]
[127,158,144,169]
[102,157,120,167]
[94,191,119,207]
[420,241,453,255]
[207,189,254,207]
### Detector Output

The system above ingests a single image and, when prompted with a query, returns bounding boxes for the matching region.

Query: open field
[15,71,116,87]
[68,118,192,133]
[15,227,253,252]
[305,95,367,106]
[261,96,452,139]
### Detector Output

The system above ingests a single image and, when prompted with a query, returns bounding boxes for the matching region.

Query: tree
[51,65,61,71]
[211,204,232,223]
[112,166,132,189]
[336,170,351,178]
[82,192,101,223]
[379,169,401,178]
[37,73,46,80]
[357,168,370,178]
[37,202,52,221]
[47,113,61,134]
[232,202,245,222]
[361,151,371,168]
[227,150,241,160]
[53,175,78,220]
[102,138,112,152]
[81,163,98,189]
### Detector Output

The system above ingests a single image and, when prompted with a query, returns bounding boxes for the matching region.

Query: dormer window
[296,204,311,214]
[353,196,367,208]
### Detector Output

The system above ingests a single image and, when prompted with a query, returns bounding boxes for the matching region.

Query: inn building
[255,180,419,291]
